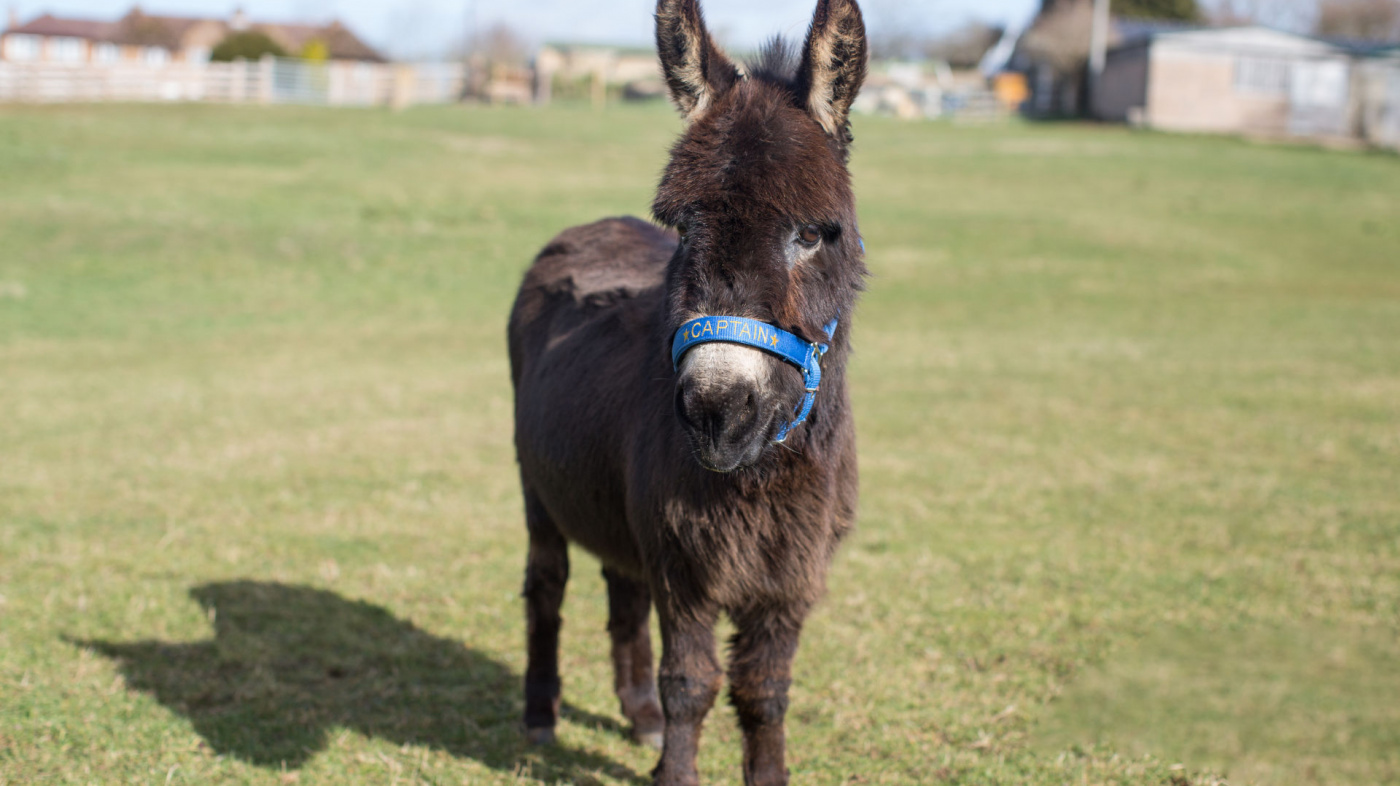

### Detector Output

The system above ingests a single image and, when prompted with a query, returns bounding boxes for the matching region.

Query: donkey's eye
[677,223,690,242]
[797,224,823,247]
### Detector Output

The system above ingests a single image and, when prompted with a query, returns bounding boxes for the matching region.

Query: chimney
[230,6,248,31]
[7,6,19,32]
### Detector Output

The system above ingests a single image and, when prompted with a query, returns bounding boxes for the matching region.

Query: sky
[6,0,1043,60]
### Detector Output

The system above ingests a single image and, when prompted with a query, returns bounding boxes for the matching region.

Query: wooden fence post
[391,64,415,110]
[258,54,274,105]
[591,68,605,111]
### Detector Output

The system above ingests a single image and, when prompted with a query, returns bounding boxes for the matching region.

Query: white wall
[2,33,43,62]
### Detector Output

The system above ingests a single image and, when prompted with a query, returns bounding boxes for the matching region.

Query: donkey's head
[656,0,869,473]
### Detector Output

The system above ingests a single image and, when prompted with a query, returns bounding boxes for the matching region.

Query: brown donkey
[508,1,868,783]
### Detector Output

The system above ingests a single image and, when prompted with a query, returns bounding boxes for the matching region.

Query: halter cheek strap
[671,315,839,443]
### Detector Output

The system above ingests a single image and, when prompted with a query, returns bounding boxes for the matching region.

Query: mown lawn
[0,102,1397,785]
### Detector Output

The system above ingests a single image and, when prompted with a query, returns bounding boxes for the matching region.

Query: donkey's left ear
[798,0,868,145]
[656,0,741,123]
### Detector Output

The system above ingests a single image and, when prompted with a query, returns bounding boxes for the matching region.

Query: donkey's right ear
[655,0,740,122]
[799,0,868,145]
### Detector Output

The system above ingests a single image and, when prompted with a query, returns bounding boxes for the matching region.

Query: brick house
[1,7,385,64]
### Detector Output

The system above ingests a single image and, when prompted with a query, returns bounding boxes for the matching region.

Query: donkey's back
[508,216,673,386]
[508,216,676,576]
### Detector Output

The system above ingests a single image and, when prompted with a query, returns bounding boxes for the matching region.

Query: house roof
[6,13,116,40]
[259,20,386,62]
[1113,18,1203,47]
[3,8,386,62]
[3,10,198,47]
[1322,38,1400,57]
[112,10,206,49]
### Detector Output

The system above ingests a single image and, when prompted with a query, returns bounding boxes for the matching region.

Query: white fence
[0,56,467,107]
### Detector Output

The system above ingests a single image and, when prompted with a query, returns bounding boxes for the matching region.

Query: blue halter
[671,315,838,443]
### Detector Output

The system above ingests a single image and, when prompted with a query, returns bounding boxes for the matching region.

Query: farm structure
[1093,25,1396,145]
[528,43,667,106]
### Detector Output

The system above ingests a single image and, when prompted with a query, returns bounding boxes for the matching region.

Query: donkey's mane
[745,37,801,93]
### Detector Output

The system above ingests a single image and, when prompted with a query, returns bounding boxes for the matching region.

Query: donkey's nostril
[675,380,698,429]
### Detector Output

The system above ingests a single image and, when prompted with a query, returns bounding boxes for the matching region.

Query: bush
[300,39,329,62]
[210,31,286,62]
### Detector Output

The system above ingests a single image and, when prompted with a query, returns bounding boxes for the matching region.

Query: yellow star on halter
[770,335,779,347]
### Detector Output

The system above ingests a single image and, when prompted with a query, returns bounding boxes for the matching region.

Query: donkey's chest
[648,485,846,609]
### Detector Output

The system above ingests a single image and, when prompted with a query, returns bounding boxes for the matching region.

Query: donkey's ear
[798,0,868,144]
[655,0,741,122]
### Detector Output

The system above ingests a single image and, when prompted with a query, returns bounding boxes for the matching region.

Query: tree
[924,22,1005,68]
[1024,0,1097,73]
[210,31,286,62]
[864,0,934,60]
[1315,0,1400,40]
[1113,0,1202,20]
[461,23,529,68]
[1044,0,1198,15]
[300,39,330,62]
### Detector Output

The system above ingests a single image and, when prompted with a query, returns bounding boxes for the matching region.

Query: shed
[1094,26,1355,139]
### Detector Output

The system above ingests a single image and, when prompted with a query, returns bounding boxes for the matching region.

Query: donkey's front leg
[653,601,721,786]
[727,607,805,786]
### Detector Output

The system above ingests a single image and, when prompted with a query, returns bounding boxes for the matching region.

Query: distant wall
[1146,47,1293,135]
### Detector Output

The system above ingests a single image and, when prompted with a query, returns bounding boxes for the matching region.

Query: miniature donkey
[508,1,868,783]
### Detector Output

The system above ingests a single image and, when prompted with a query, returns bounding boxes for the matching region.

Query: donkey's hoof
[525,726,556,746]
[634,729,664,750]
[628,701,665,749]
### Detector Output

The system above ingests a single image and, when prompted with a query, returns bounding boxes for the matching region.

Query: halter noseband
[671,315,839,443]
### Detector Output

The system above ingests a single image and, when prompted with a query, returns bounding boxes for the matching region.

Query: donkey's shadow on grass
[73,581,643,783]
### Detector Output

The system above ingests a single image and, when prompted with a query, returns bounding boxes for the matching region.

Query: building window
[185,46,211,64]
[144,46,170,66]
[1291,60,1349,108]
[94,43,120,63]
[1235,57,1291,96]
[48,36,86,62]
[3,34,42,61]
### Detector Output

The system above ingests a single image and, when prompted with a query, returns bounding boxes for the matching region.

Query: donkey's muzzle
[675,375,775,473]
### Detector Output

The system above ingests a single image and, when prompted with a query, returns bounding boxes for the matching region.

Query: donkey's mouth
[685,409,783,474]
[695,446,761,474]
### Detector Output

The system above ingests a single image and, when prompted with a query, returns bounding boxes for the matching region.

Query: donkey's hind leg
[522,490,569,745]
[603,567,665,749]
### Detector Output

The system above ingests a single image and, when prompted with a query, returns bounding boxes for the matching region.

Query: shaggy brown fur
[507,2,868,784]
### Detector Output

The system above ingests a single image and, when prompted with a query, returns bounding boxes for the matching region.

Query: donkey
[507,1,868,783]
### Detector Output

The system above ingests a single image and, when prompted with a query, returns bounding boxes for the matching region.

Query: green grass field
[1,102,1397,785]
